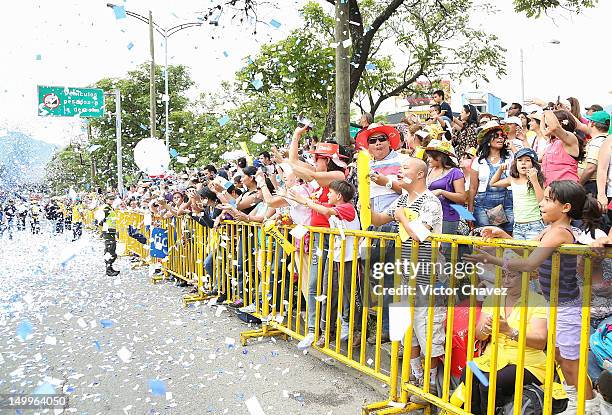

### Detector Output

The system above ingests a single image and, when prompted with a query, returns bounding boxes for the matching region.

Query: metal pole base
[240,326,284,346]
[361,400,423,415]
[182,290,212,306]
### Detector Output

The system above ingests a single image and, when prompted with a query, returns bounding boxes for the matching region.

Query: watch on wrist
[510,328,519,341]
[385,177,393,190]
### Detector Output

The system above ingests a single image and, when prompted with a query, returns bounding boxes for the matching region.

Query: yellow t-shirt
[473,292,548,382]
[72,205,83,222]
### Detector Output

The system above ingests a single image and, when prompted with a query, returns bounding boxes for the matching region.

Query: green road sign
[37,85,105,118]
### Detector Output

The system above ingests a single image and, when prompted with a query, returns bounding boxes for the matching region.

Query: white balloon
[133,137,170,176]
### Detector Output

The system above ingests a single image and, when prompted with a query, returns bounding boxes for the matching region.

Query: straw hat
[425,139,458,161]
[476,121,510,144]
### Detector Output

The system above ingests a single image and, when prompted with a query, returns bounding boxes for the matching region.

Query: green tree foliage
[512,0,596,18]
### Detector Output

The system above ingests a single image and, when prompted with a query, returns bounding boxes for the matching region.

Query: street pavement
[0,227,385,414]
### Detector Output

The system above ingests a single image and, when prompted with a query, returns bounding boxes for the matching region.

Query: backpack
[590,320,612,370]
[497,383,568,415]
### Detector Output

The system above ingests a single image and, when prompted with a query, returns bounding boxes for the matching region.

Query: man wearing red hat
[355,123,409,344]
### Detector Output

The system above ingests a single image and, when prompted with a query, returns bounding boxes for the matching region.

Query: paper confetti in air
[113,5,127,19]
[16,320,33,340]
[218,115,230,126]
[100,319,113,328]
[44,335,57,345]
[251,132,268,144]
[127,42,134,50]
[117,346,132,363]
[33,382,56,395]
[148,379,167,396]
[270,19,281,29]
[251,79,263,90]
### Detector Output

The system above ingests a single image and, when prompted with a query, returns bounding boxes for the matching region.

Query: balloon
[133,137,170,176]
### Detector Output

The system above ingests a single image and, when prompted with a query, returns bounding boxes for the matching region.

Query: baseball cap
[515,147,538,161]
[502,116,522,127]
[585,111,611,125]
[585,104,604,112]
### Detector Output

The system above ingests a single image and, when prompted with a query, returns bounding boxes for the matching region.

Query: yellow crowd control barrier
[113,212,602,415]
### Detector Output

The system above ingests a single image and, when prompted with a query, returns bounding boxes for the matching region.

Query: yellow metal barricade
[103,212,602,415]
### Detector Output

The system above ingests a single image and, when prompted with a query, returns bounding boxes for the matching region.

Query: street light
[106,3,205,150]
[520,40,561,105]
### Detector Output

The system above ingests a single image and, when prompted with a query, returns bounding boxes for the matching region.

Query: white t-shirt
[471,157,512,193]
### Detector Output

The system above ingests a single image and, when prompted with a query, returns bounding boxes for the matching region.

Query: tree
[512,0,597,18]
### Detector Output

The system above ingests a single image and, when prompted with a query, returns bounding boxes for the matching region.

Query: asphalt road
[0,227,385,414]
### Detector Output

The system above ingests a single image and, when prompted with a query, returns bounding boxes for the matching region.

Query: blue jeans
[474,191,514,233]
[307,233,330,333]
[204,252,214,289]
[513,219,544,240]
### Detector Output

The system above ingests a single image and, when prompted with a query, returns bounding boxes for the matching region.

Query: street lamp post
[106,3,204,149]
[520,40,560,105]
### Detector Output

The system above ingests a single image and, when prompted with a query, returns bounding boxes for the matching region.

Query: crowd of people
[27,91,612,414]
[0,196,85,240]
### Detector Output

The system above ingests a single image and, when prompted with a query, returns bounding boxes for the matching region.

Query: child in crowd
[466,180,602,414]
[289,179,361,349]
[490,147,545,240]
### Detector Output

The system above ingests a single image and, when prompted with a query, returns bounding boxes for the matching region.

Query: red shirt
[310,188,330,227]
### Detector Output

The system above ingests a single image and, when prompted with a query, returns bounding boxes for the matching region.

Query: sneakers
[367,332,390,345]
[340,321,349,341]
[561,386,602,415]
[297,333,315,350]
[559,385,577,414]
[315,336,326,348]
[106,268,120,276]
[239,303,257,314]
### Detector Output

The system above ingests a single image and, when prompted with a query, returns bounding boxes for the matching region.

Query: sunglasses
[494,130,506,138]
[368,135,388,144]
[314,155,331,161]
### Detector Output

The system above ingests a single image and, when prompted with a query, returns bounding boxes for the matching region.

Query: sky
[1,0,611,147]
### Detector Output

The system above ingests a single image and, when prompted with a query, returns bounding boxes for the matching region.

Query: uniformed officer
[99,194,120,276]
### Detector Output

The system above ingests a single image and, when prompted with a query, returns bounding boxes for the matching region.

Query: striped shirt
[385,191,443,286]
[537,227,580,303]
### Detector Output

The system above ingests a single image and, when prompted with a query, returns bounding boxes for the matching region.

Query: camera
[296,115,314,131]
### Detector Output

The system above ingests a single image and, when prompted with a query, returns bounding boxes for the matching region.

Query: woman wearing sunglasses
[468,121,514,233]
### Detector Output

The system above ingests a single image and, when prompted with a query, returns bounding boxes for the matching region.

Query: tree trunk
[323,98,336,141]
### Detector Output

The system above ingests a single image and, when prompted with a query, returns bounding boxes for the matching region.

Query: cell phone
[297,116,313,131]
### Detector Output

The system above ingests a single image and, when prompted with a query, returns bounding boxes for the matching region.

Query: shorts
[551,296,582,360]
[410,287,446,357]
[513,219,544,240]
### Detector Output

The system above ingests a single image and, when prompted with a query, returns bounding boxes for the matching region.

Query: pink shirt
[541,137,579,187]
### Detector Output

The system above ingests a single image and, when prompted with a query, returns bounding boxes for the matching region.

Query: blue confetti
[365,63,376,71]
[148,379,166,396]
[251,79,263,90]
[66,386,76,393]
[218,115,229,126]
[113,5,127,19]
[94,341,101,351]
[35,54,42,61]
[450,204,476,221]
[169,148,178,158]
[140,123,148,130]
[100,319,113,328]
[223,51,229,58]
[127,42,134,50]
[33,382,56,395]
[242,349,248,355]
[16,320,33,341]
[270,19,281,29]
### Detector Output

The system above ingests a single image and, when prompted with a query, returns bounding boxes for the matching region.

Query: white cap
[503,116,522,127]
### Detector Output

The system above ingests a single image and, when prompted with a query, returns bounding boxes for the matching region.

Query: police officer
[4,199,17,240]
[71,198,84,241]
[99,194,120,276]
[30,199,42,234]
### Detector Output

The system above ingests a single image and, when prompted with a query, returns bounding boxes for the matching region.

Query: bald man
[371,156,445,401]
